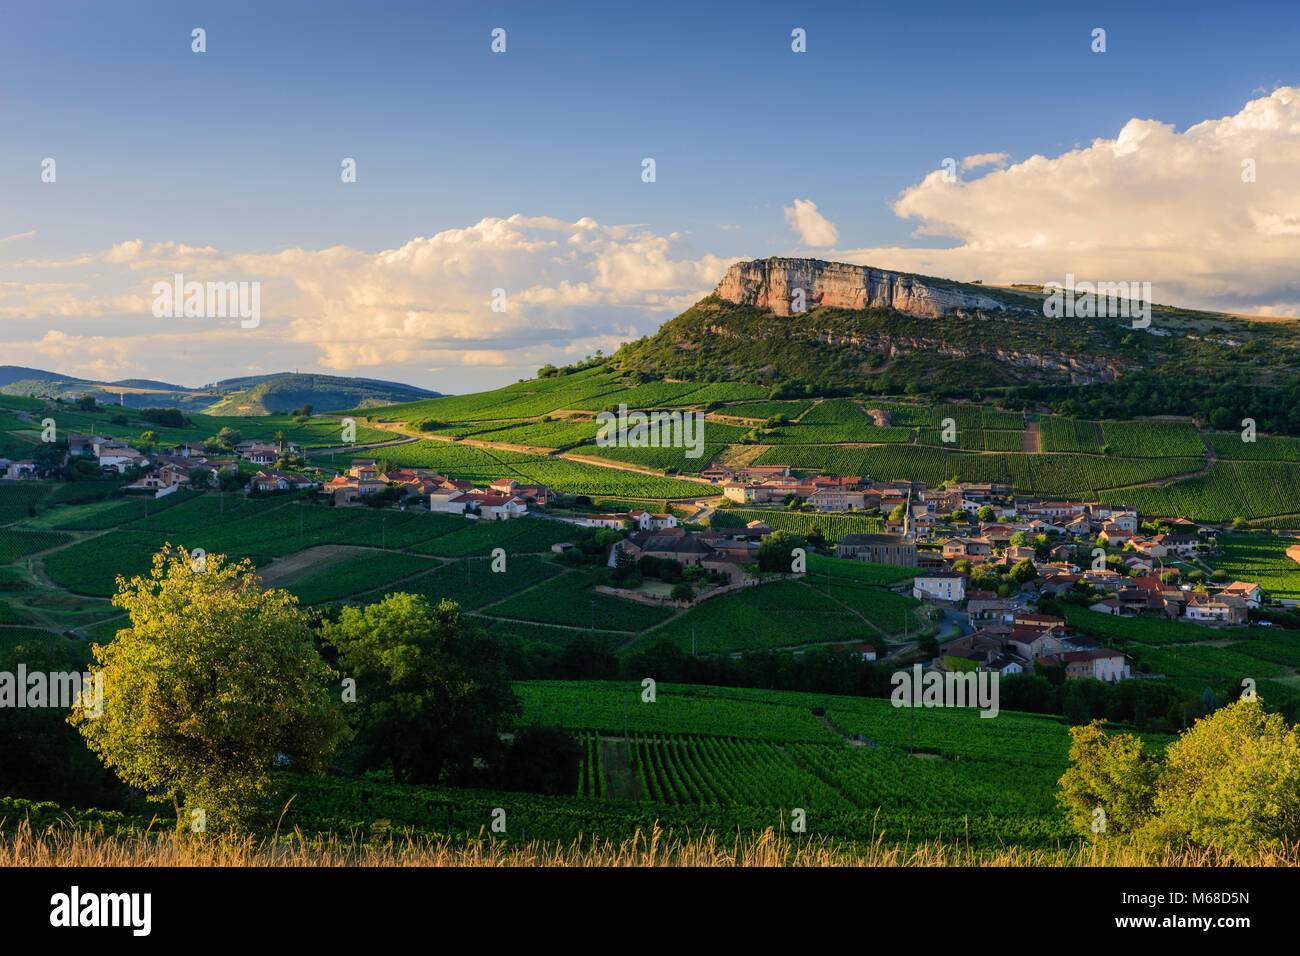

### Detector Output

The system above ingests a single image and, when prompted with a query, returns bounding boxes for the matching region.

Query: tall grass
[2,820,1294,867]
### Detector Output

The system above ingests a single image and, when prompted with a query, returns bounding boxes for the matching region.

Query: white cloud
[829,86,1300,316]
[783,199,839,247]
[0,231,35,244]
[0,215,734,390]
[959,152,1009,171]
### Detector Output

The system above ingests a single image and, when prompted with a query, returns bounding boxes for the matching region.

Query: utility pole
[590,600,596,631]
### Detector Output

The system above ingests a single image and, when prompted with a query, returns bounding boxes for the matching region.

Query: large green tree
[1059,700,1300,859]
[321,593,520,785]
[756,530,809,573]
[70,546,350,836]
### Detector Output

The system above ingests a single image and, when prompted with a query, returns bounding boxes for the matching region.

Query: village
[3,437,1281,688]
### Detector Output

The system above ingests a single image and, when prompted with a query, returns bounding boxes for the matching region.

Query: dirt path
[600,738,640,801]
[252,544,368,586]
[305,435,418,457]
[558,452,713,487]
[815,714,866,746]
[1021,421,1041,454]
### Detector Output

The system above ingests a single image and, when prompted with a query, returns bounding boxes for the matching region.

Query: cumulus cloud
[784,199,839,247]
[0,215,737,389]
[831,87,1300,316]
[959,152,1009,171]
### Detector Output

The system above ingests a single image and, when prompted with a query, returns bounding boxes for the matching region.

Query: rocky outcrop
[714,258,1009,318]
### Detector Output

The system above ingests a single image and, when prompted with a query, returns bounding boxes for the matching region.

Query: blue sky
[2,0,1298,391]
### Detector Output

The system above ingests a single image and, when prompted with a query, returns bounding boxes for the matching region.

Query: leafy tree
[0,634,124,809]
[1059,700,1300,859]
[77,393,97,411]
[670,582,695,602]
[1063,685,1092,725]
[1009,530,1027,547]
[1010,558,1038,584]
[611,544,637,583]
[556,634,618,679]
[188,466,212,490]
[204,426,242,453]
[1148,698,1300,858]
[1057,720,1161,839]
[33,442,67,479]
[216,467,242,492]
[321,593,519,785]
[496,725,581,795]
[888,503,907,522]
[69,547,350,835]
[141,407,186,428]
[757,530,809,573]
[977,505,996,522]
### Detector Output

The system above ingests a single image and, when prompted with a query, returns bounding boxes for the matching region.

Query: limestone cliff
[713,258,1010,318]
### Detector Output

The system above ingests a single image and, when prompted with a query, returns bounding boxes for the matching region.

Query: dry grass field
[3,821,1295,867]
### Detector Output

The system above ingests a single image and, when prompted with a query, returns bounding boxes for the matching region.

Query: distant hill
[0,368,440,414]
[203,374,440,415]
[0,366,69,388]
[610,257,1300,394]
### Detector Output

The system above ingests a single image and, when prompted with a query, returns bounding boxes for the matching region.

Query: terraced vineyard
[641,578,915,655]
[1063,606,1221,646]
[508,681,1159,846]
[712,400,813,421]
[755,445,1202,498]
[1101,420,1205,458]
[377,553,566,612]
[0,529,73,563]
[630,735,850,809]
[1207,432,1300,462]
[576,442,729,473]
[759,399,912,444]
[1205,533,1300,599]
[1130,643,1286,681]
[806,551,916,586]
[490,570,676,631]
[516,681,839,742]
[710,508,884,540]
[356,367,627,424]
[285,551,439,605]
[915,426,1024,452]
[1100,461,1300,523]
[0,483,51,525]
[1040,417,1105,454]
[333,441,710,497]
